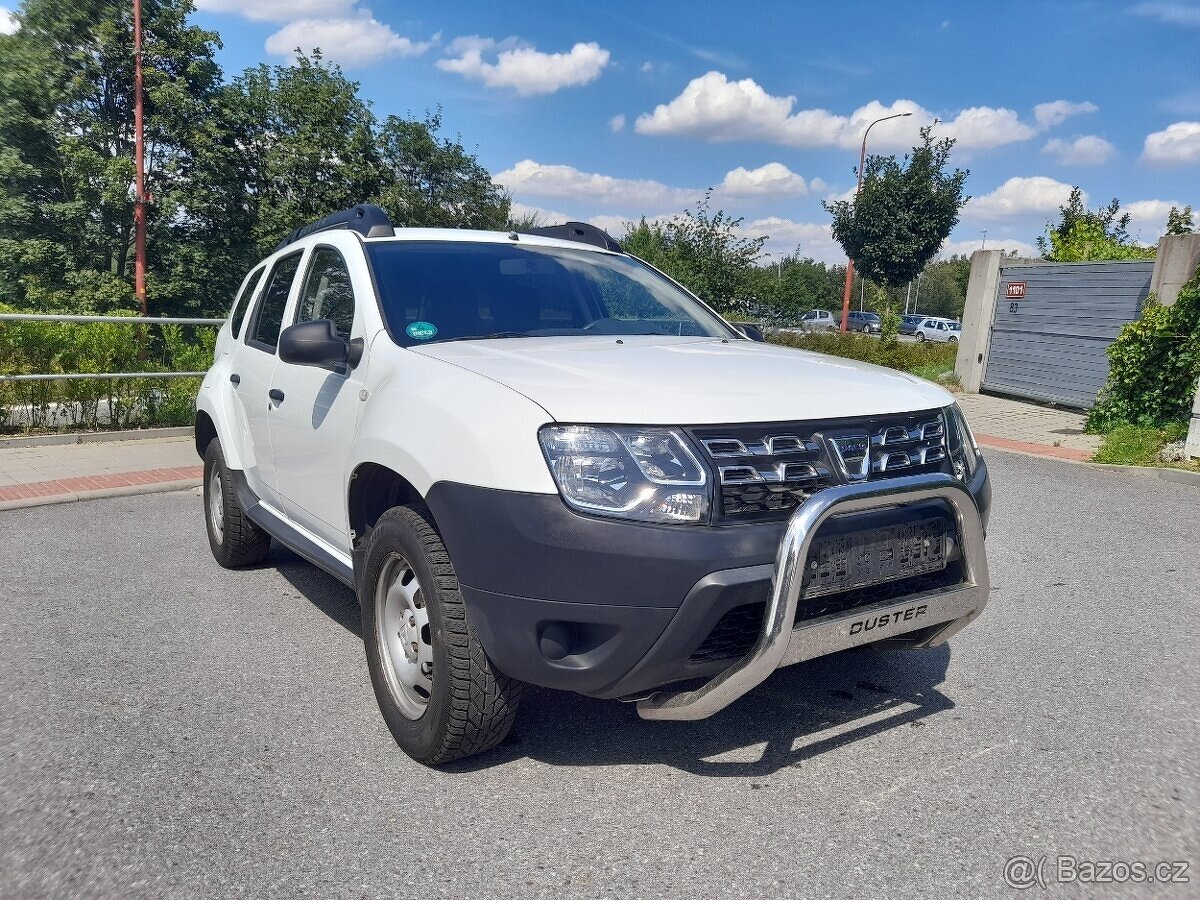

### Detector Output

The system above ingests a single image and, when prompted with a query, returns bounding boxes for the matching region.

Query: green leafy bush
[0,307,214,433]
[1086,268,1200,432]
[769,330,958,381]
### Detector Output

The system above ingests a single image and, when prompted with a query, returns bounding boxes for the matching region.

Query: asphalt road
[2,451,1197,899]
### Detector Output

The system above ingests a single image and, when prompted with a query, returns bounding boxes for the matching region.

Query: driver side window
[296,247,356,339]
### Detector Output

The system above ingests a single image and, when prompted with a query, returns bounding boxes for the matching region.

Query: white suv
[195,206,992,764]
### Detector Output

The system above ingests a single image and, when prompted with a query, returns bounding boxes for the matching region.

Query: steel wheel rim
[208,469,224,543]
[375,552,433,720]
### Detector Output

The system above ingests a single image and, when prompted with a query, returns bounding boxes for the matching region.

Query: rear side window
[296,247,355,339]
[248,252,303,351]
[228,267,264,339]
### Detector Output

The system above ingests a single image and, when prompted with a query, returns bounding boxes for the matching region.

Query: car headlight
[538,425,710,524]
[943,402,980,481]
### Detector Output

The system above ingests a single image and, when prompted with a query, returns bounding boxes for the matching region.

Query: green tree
[228,52,385,256]
[1037,188,1154,261]
[621,193,765,313]
[375,109,510,230]
[0,0,229,315]
[1167,205,1195,236]
[825,127,969,289]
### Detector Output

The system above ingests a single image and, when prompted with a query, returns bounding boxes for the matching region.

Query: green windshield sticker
[406,321,438,341]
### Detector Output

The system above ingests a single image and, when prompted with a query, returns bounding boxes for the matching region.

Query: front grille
[689,561,964,663]
[689,410,950,523]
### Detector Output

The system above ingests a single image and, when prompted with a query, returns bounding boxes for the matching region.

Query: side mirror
[278,320,363,372]
[735,323,766,342]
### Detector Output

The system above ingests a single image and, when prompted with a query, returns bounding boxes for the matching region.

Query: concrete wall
[953,250,1002,393]
[1150,233,1200,306]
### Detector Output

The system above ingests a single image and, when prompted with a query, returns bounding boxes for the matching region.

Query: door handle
[268,388,285,403]
[229,373,241,385]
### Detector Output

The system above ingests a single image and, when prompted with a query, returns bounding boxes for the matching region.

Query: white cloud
[633,71,1066,151]
[497,158,822,212]
[495,160,696,208]
[196,0,359,21]
[742,217,845,264]
[609,114,626,133]
[265,16,430,66]
[1142,121,1200,165]
[640,61,655,73]
[1124,199,1193,240]
[1042,135,1116,165]
[1032,100,1098,129]
[437,37,610,95]
[963,176,1081,219]
[0,5,17,34]
[938,237,1040,259]
[1131,2,1200,26]
[718,162,810,197]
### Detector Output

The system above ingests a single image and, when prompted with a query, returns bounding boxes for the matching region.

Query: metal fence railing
[0,313,224,383]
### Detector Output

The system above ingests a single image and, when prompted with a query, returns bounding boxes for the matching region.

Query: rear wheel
[948,335,959,344]
[203,439,270,568]
[361,505,523,765]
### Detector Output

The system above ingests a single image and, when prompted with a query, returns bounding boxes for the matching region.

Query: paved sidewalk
[957,392,1100,462]
[0,436,199,509]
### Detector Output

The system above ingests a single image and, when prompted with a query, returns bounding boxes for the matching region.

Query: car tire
[203,438,271,568]
[916,332,926,342]
[948,335,958,344]
[361,504,523,765]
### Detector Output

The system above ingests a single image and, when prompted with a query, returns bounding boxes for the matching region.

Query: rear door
[230,250,305,508]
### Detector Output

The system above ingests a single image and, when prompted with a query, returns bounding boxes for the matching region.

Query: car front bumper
[425,459,991,709]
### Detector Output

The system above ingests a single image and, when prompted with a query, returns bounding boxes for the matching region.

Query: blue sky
[41,0,1200,262]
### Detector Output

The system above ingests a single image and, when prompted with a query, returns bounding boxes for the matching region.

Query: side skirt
[228,470,356,589]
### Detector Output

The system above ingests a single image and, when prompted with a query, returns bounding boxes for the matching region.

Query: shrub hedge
[1086,267,1200,433]
[0,308,215,433]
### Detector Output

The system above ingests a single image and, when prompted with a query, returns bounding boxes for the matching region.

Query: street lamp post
[838,111,913,332]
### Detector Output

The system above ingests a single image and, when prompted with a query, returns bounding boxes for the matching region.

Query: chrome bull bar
[637,472,990,721]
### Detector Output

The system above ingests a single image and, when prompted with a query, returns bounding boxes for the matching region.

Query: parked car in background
[900,315,924,336]
[916,317,961,343]
[847,311,882,333]
[798,308,838,331]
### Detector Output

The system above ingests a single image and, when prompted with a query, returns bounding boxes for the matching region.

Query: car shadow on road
[453,644,954,777]
[269,545,362,636]
[268,544,955,778]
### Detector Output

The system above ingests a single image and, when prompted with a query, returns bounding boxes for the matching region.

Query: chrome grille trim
[692,409,951,522]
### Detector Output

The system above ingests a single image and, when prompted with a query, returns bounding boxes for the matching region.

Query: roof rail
[520,222,624,253]
[275,204,395,251]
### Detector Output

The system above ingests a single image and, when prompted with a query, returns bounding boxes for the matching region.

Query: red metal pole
[133,0,147,316]
[838,140,867,333]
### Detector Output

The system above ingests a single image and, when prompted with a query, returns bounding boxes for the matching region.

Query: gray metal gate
[982,260,1152,408]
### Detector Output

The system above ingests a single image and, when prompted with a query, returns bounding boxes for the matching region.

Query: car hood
[410,336,953,425]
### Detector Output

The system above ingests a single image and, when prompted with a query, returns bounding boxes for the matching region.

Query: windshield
[365,241,737,346]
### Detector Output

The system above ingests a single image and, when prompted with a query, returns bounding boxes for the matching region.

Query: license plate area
[803,517,949,599]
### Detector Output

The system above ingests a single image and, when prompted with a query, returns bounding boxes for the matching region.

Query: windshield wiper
[437,331,528,343]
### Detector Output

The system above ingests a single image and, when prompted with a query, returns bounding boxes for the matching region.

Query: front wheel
[948,335,959,344]
[916,332,926,342]
[360,505,523,765]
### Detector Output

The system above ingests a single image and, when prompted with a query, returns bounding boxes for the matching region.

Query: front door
[269,244,368,549]
[230,249,305,509]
